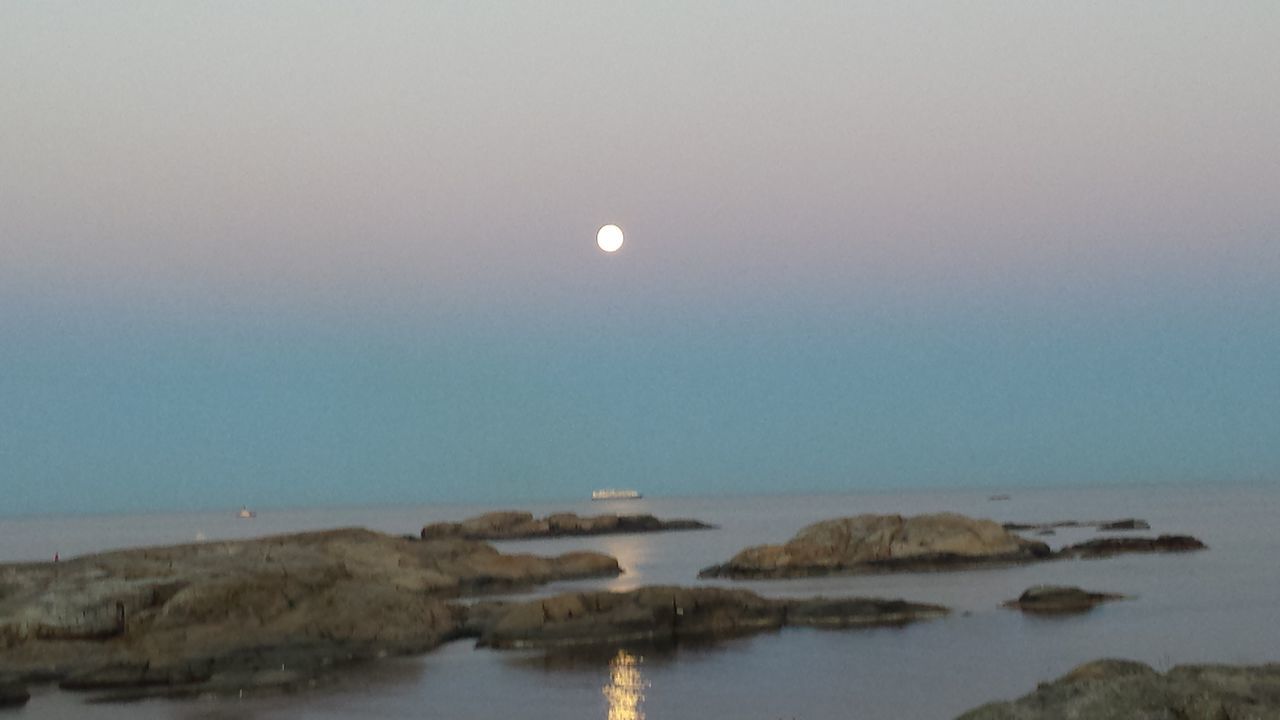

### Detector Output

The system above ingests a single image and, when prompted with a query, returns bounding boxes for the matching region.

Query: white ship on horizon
[591,489,642,501]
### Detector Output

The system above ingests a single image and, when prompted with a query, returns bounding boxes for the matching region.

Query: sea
[2,482,1278,719]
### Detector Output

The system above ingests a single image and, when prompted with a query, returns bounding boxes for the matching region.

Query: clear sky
[2,2,1277,515]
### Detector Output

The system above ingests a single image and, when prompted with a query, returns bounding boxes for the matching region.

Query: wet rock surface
[420,511,713,541]
[1001,586,1125,614]
[0,528,619,700]
[465,586,949,649]
[956,659,1280,719]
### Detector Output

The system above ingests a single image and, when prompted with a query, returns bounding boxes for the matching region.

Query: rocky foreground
[420,510,713,541]
[699,513,1206,579]
[956,659,1280,719]
[0,529,950,704]
[0,528,619,700]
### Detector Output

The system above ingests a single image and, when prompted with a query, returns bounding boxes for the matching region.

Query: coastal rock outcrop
[466,586,948,649]
[955,659,1280,719]
[1001,586,1125,614]
[420,511,713,541]
[701,513,1206,580]
[0,528,620,700]
[699,513,1051,579]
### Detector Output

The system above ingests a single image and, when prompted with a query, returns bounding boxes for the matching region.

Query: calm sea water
[4,483,1278,719]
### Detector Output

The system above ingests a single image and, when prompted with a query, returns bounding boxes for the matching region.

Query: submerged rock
[955,659,1280,719]
[1001,586,1125,614]
[699,513,1051,579]
[468,586,948,649]
[420,511,713,541]
[0,528,620,700]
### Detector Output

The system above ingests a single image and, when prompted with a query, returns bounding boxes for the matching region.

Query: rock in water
[1001,586,1125,613]
[1058,534,1206,558]
[955,660,1280,719]
[421,511,713,541]
[699,513,1051,579]
[469,586,949,649]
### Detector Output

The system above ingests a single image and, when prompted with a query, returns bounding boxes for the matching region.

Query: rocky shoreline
[420,511,714,541]
[0,528,620,701]
[0,526,945,704]
[0,510,1223,709]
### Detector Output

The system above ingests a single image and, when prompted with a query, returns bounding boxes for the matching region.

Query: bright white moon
[597,224,624,253]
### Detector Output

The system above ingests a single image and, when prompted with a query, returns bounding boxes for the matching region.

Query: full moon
[597,224,624,253]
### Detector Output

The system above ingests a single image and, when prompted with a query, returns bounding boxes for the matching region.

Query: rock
[955,660,1280,719]
[469,586,948,649]
[421,511,714,541]
[1058,534,1207,559]
[0,682,29,708]
[0,528,620,698]
[699,513,1051,579]
[1002,518,1149,533]
[703,514,1206,580]
[1097,518,1151,531]
[1001,586,1125,613]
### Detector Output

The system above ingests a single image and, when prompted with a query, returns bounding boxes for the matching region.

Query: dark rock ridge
[1002,586,1125,614]
[421,511,713,541]
[464,586,949,649]
[699,513,1052,579]
[0,528,619,701]
[700,514,1205,579]
[1056,534,1206,558]
[955,659,1280,719]
[1002,518,1150,532]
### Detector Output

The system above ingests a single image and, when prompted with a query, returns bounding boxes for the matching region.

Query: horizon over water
[4,481,1279,719]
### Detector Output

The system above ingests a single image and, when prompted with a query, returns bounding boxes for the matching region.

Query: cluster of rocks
[957,659,1280,719]
[0,528,620,701]
[0,508,1219,710]
[698,513,1205,579]
[420,511,713,541]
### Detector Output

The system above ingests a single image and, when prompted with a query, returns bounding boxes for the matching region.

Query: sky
[1,2,1278,516]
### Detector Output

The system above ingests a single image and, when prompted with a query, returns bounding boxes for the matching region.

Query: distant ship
[237,506,256,519]
[592,489,642,501]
